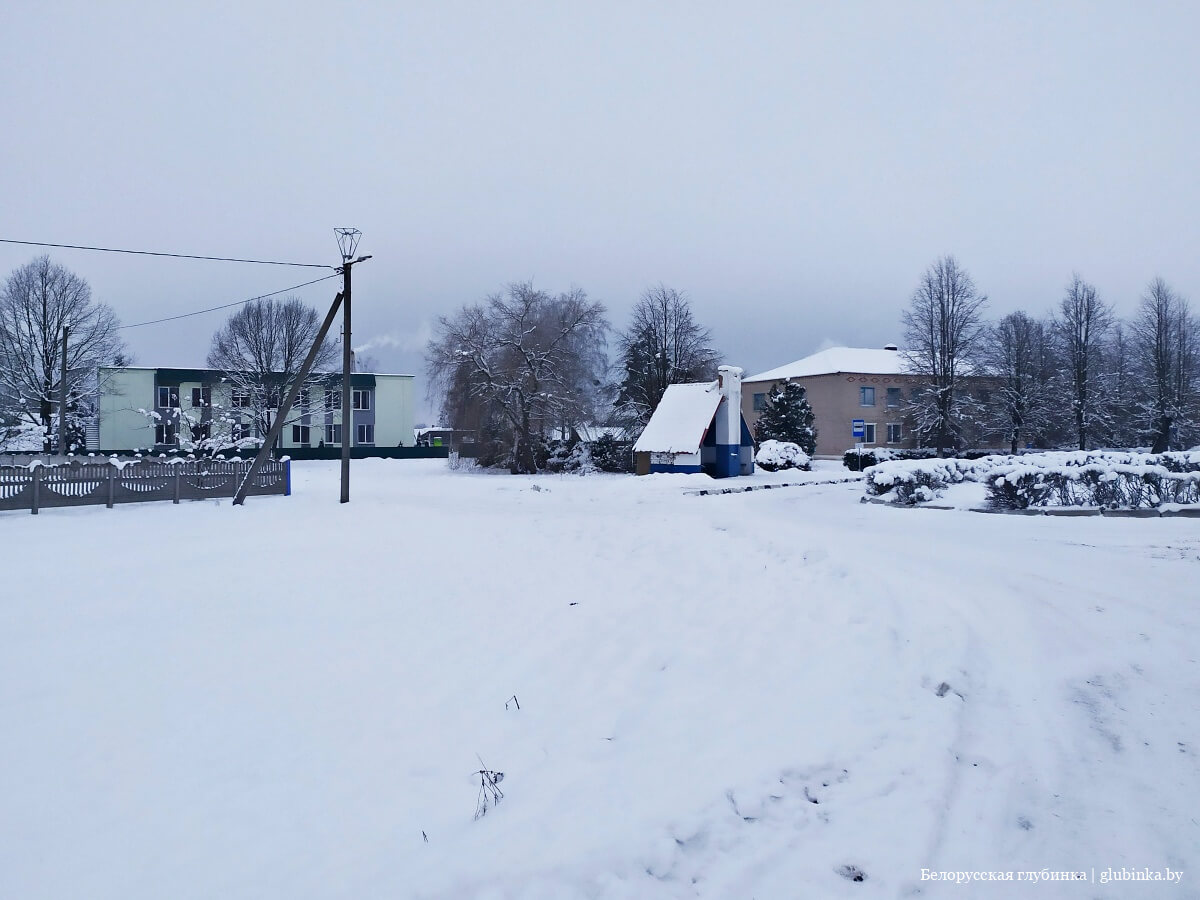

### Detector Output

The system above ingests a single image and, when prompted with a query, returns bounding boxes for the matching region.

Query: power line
[118,274,340,329]
[0,238,334,269]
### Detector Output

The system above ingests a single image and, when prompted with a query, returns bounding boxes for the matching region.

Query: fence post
[284,459,291,496]
[173,465,181,504]
[107,464,116,508]
[30,465,40,515]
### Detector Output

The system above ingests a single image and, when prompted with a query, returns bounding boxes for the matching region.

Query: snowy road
[1,460,1197,898]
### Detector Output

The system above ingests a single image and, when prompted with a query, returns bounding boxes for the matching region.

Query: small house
[632,366,755,477]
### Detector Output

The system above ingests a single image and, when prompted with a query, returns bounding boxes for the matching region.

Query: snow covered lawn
[2,460,1198,898]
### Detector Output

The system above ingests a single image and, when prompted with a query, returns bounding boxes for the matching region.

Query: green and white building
[96,366,415,453]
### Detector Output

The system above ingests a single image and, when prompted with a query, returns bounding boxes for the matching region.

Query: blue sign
[852,419,865,438]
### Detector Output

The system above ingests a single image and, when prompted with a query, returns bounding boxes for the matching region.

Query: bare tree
[902,256,988,456]
[1098,322,1139,448]
[0,256,126,451]
[984,311,1054,453]
[206,296,338,446]
[615,284,720,425]
[426,281,609,473]
[1130,278,1198,452]
[1053,274,1112,450]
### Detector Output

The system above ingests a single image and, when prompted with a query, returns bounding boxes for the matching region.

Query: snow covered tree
[753,381,817,455]
[1052,274,1113,450]
[615,284,719,426]
[983,311,1055,453]
[426,282,609,473]
[1130,278,1198,451]
[0,256,126,452]
[206,296,338,447]
[902,256,988,456]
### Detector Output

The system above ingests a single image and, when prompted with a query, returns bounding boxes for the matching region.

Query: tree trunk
[40,380,53,452]
[513,407,538,474]
[1151,414,1171,453]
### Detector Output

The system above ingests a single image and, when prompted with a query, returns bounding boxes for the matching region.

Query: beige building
[741,345,925,458]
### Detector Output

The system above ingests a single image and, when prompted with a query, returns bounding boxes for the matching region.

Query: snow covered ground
[2,459,1198,898]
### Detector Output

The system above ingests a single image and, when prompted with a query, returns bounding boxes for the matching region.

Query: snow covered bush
[865,456,999,504]
[865,449,1200,508]
[539,439,595,474]
[844,447,998,471]
[590,434,634,473]
[754,439,811,472]
[986,455,1200,509]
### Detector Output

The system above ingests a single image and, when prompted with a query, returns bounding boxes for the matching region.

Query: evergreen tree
[754,382,817,455]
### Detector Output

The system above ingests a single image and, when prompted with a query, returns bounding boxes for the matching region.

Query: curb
[862,500,1200,518]
[689,475,864,497]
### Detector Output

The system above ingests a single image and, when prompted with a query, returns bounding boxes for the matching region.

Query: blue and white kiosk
[632,366,756,477]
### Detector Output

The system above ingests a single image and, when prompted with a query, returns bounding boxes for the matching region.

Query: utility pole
[233,292,344,506]
[334,228,370,504]
[58,325,69,455]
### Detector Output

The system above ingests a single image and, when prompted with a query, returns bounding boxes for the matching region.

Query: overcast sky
[2,1,1197,422]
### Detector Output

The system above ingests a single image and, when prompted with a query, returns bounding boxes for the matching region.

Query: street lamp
[333,228,371,503]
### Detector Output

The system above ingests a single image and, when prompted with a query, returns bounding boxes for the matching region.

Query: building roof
[745,347,912,383]
[632,382,722,454]
[99,366,415,378]
[574,423,629,443]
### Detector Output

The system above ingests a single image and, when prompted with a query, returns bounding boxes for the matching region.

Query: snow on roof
[745,346,912,383]
[632,382,721,454]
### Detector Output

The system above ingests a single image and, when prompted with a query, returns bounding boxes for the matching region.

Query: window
[887,423,903,443]
[886,387,902,408]
[191,422,211,442]
[859,386,875,407]
[232,422,251,442]
[157,386,180,408]
[191,386,212,407]
[324,424,342,445]
[292,389,309,411]
[353,389,371,410]
[231,391,251,408]
[324,389,340,411]
[266,391,280,410]
[357,423,374,444]
[753,392,767,412]
[155,422,177,444]
[291,424,311,445]
[863,422,876,444]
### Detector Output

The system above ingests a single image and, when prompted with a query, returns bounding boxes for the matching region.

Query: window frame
[291,424,311,445]
[231,390,251,409]
[863,422,876,444]
[886,422,903,443]
[753,392,767,412]
[191,386,212,407]
[859,386,875,407]
[157,386,180,408]
[231,422,251,442]
[324,423,342,445]
[357,423,374,444]
[352,389,371,411]
[886,387,902,408]
[155,421,177,444]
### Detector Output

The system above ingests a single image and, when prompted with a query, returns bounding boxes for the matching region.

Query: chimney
[715,365,744,475]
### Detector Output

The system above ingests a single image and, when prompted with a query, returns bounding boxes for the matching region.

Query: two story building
[96,366,415,453]
[740,346,926,458]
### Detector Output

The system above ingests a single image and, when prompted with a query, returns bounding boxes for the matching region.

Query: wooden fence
[0,459,290,515]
